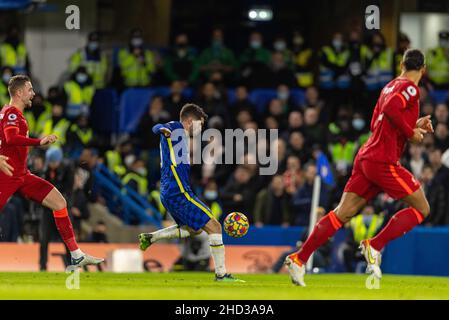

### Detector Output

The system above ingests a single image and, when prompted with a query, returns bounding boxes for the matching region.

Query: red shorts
[0,172,54,210]
[344,158,420,201]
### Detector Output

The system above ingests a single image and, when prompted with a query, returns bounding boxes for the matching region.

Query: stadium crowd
[1,24,449,271]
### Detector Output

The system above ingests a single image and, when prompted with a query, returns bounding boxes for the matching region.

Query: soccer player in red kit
[0,75,103,267]
[285,49,433,286]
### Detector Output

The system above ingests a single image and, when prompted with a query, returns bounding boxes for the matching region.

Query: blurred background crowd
[0,0,449,272]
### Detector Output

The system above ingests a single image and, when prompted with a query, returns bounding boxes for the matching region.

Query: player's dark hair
[180,103,208,121]
[8,74,31,96]
[403,49,425,71]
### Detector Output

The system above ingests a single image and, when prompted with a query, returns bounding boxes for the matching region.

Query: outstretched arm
[152,123,172,137]
[4,127,41,146]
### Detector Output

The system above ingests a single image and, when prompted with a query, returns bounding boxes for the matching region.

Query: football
[223,212,249,238]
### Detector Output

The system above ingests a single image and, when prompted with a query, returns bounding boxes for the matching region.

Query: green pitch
[0,272,448,299]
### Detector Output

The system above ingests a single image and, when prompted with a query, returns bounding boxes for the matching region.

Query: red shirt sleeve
[383,93,414,139]
[4,127,41,146]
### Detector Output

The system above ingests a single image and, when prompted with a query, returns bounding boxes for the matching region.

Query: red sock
[370,207,424,251]
[53,208,79,251]
[296,210,343,264]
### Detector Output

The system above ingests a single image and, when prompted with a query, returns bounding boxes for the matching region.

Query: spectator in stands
[163,81,189,118]
[435,103,449,125]
[419,85,435,107]
[239,31,271,88]
[405,144,428,180]
[352,112,370,146]
[40,100,71,147]
[201,179,223,222]
[105,140,133,177]
[78,147,101,203]
[24,92,51,138]
[342,205,384,272]
[434,123,449,151]
[347,29,368,112]
[393,33,411,77]
[0,66,12,106]
[264,116,279,130]
[301,85,325,110]
[69,31,108,89]
[282,110,303,138]
[291,30,314,88]
[429,148,449,190]
[426,31,449,90]
[63,66,95,119]
[164,33,198,85]
[263,52,296,88]
[196,28,237,83]
[196,82,230,126]
[122,158,148,196]
[291,162,328,226]
[0,196,25,242]
[254,174,291,226]
[421,165,449,226]
[117,28,157,87]
[39,147,74,270]
[265,98,288,128]
[274,138,288,173]
[235,109,253,129]
[365,31,393,92]
[87,221,108,243]
[303,107,326,147]
[277,84,298,111]
[220,166,257,222]
[66,114,93,159]
[287,131,309,165]
[230,85,257,124]
[68,168,91,239]
[272,35,294,69]
[283,155,303,195]
[0,25,29,75]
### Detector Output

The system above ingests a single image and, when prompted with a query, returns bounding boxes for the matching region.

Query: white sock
[151,225,190,242]
[209,233,226,277]
[70,248,84,259]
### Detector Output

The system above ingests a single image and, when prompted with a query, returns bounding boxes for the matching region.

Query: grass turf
[0,272,448,299]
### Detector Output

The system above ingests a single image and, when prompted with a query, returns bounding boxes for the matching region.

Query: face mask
[2,73,11,84]
[131,37,143,47]
[87,41,99,51]
[250,40,262,49]
[293,36,304,46]
[136,167,147,176]
[332,39,343,50]
[440,39,449,48]
[76,73,88,83]
[352,118,365,130]
[204,190,218,200]
[274,41,286,51]
[278,91,289,101]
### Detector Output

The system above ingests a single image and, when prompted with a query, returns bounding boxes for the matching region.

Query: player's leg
[370,187,429,252]
[202,217,243,282]
[139,224,195,251]
[18,174,103,267]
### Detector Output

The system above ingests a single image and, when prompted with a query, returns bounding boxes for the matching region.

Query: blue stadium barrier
[90,89,120,134]
[93,164,163,227]
[429,90,449,104]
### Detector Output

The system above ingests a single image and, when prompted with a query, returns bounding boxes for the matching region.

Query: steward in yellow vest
[24,93,52,137]
[118,28,156,87]
[66,115,93,158]
[365,32,393,91]
[319,33,350,89]
[0,66,12,106]
[122,159,148,196]
[350,210,384,243]
[291,32,314,88]
[393,33,410,77]
[69,31,108,89]
[64,66,95,119]
[41,103,71,147]
[0,26,29,75]
[426,31,449,89]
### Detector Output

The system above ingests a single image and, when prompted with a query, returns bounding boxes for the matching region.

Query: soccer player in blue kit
[138,103,243,282]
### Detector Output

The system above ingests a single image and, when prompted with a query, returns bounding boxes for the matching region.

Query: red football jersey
[0,105,31,176]
[358,77,420,164]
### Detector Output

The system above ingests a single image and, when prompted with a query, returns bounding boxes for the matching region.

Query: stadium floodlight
[248,7,273,21]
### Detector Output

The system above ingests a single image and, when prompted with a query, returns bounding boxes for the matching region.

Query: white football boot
[284,254,306,287]
[359,239,382,279]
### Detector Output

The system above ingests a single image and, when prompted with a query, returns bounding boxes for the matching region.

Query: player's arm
[152,123,171,137]
[3,127,41,146]
[416,115,434,133]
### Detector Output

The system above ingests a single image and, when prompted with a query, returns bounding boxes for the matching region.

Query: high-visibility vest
[42,118,70,146]
[149,190,166,216]
[319,46,350,89]
[122,172,148,196]
[210,201,222,220]
[330,141,357,165]
[350,214,384,243]
[294,48,314,87]
[118,48,155,87]
[365,47,393,90]
[70,49,108,89]
[105,150,127,176]
[394,52,403,77]
[426,47,449,86]
[0,42,27,74]
[24,102,52,137]
[64,80,95,118]
[69,123,93,145]
[0,81,8,106]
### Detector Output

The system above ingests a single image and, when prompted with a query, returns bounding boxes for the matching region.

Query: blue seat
[119,88,154,133]
[429,90,449,104]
